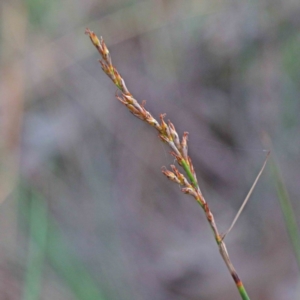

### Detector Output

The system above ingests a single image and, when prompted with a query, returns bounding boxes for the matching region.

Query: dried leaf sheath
[85,28,251,300]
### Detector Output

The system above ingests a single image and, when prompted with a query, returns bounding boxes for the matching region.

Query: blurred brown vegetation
[1,0,300,299]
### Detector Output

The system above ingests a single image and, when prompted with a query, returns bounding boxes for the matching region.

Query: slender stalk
[85,29,251,300]
[222,152,270,240]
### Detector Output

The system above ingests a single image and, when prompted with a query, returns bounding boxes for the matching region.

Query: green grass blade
[270,157,300,271]
[18,183,108,300]
[22,190,48,300]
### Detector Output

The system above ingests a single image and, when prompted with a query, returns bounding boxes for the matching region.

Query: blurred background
[1,0,300,299]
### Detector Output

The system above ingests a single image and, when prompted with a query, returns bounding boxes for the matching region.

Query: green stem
[238,284,251,300]
[181,160,199,190]
[237,285,250,300]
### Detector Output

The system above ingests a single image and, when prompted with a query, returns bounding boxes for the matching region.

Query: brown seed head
[168,121,180,148]
[162,167,181,184]
[159,114,170,137]
[85,28,102,52]
[181,132,189,159]
[159,134,169,143]
[170,165,187,186]
[170,151,183,165]
[99,60,110,76]
[100,37,109,58]
[181,187,198,198]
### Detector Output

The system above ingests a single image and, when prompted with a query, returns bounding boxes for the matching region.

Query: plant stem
[238,285,251,300]
[187,163,251,300]
[183,157,250,299]
[85,28,251,300]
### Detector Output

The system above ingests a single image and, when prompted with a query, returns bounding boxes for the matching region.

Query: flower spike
[86,29,257,300]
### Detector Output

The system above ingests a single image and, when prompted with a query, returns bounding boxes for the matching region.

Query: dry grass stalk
[85,28,252,300]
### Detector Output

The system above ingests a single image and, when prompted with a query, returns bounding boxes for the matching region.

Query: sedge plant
[85,28,270,300]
